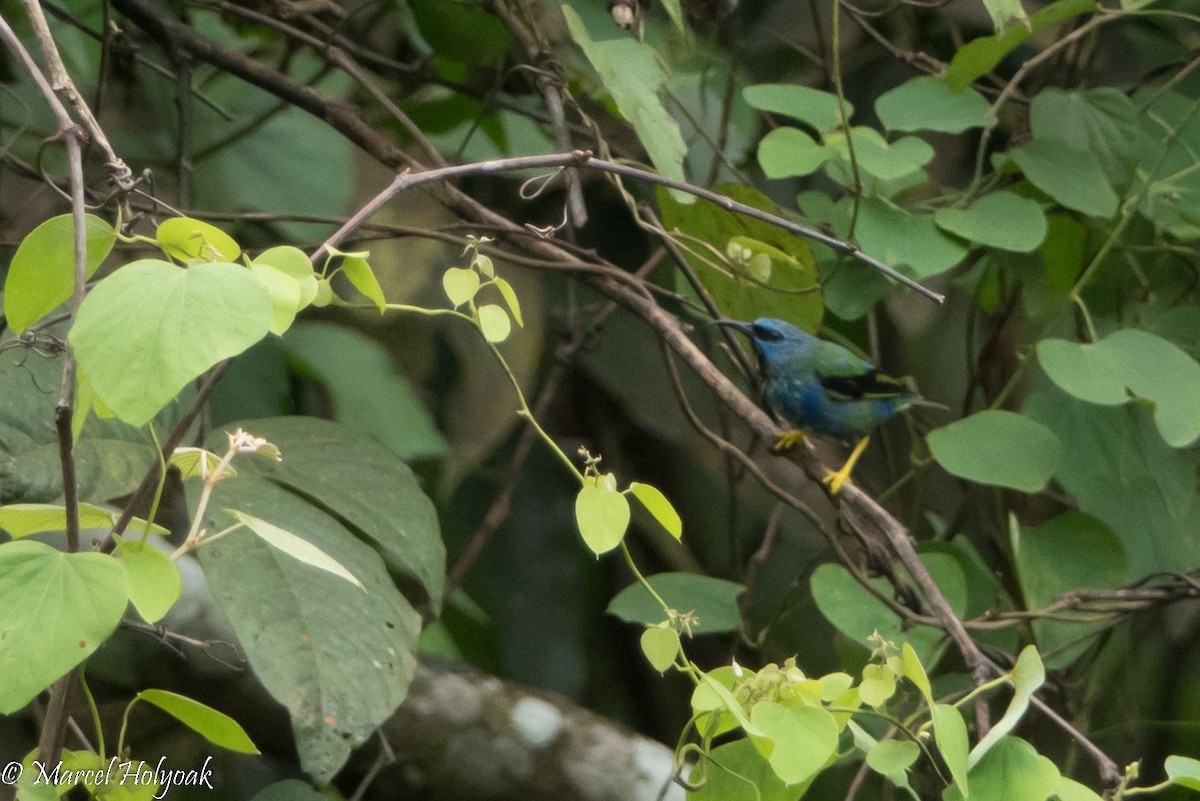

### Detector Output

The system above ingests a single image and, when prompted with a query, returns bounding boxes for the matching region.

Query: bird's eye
[753,323,783,342]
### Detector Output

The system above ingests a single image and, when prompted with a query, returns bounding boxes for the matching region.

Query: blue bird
[717,317,917,494]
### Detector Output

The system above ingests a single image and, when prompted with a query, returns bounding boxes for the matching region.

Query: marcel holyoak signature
[1,755,215,798]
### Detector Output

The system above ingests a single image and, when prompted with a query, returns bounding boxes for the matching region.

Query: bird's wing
[814,342,913,401]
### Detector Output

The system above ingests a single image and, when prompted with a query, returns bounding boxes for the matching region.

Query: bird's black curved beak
[714,319,754,337]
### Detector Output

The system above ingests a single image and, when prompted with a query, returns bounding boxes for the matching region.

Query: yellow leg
[774,429,806,453]
[823,436,870,495]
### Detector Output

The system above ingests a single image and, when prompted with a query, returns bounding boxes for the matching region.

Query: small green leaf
[866,739,921,776]
[0,503,168,538]
[312,278,333,307]
[934,192,1048,252]
[3,213,116,332]
[493,277,524,327]
[968,645,1044,768]
[750,700,838,785]
[876,75,990,134]
[118,540,183,624]
[252,246,319,307]
[70,259,272,426]
[156,217,241,263]
[562,5,687,198]
[251,262,304,335]
[928,410,1062,492]
[1038,330,1200,446]
[932,704,971,798]
[859,663,896,707]
[757,127,828,178]
[1055,777,1105,801]
[900,642,932,701]
[824,128,934,182]
[0,541,129,714]
[946,0,1098,92]
[169,447,229,480]
[743,83,851,132]
[575,484,630,555]
[473,252,495,278]
[230,510,365,590]
[443,267,481,307]
[640,625,680,672]
[137,689,260,754]
[1166,756,1200,791]
[628,482,682,540]
[1009,139,1118,219]
[477,304,512,343]
[608,572,745,634]
[983,0,1029,33]
[339,255,387,312]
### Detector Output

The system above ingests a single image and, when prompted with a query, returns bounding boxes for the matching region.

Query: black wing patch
[820,370,911,401]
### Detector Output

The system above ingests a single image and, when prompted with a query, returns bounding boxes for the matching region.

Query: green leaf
[858,663,896,707]
[197,476,423,782]
[69,259,272,427]
[608,572,745,634]
[1012,512,1127,667]
[0,540,128,713]
[252,246,319,308]
[640,625,680,672]
[855,198,969,279]
[562,4,687,197]
[156,217,241,263]
[900,642,932,701]
[1055,776,1105,801]
[628,482,682,539]
[750,700,838,785]
[3,213,116,332]
[0,502,129,537]
[209,417,444,610]
[282,322,446,461]
[756,127,828,178]
[934,192,1048,252]
[492,277,524,326]
[657,184,823,333]
[575,484,630,555]
[442,267,481,307]
[339,254,387,312]
[810,560,961,661]
[876,75,990,134]
[1022,388,1200,577]
[1166,756,1200,791]
[136,689,259,753]
[983,0,1029,33]
[946,0,1098,92]
[949,737,1059,801]
[1009,139,1118,218]
[1029,88,1140,187]
[230,509,365,590]
[118,540,182,624]
[932,704,971,798]
[866,739,921,776]
[928,410,1062,492]
[743,83,851,132]
[1038,330,1200,447]
[969,646,1044,769]
[689,739,799,801]
[824,128,934,182]
[477,303,512,343]
[250,262,304,335]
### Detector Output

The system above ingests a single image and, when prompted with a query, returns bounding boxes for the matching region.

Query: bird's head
[716,317,818,372]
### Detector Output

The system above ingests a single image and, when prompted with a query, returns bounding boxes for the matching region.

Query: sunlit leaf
[3,214,115,332]
[137,688,259,753]
[156,217,241,263]
[230,509,364,590]
[640,625,680,672]
[477,304,512,343]
[628,482,682,539]
[443,267,481,307]
[575,484,630,555]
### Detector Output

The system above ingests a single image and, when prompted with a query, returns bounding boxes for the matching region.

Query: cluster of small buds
[733,657,811,706]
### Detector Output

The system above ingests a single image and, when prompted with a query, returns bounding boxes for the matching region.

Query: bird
[717,317,917,494]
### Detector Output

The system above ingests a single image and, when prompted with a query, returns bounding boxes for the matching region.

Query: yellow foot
[774,429,806,453]
[822,467,853,495]
[822,436,870,495]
